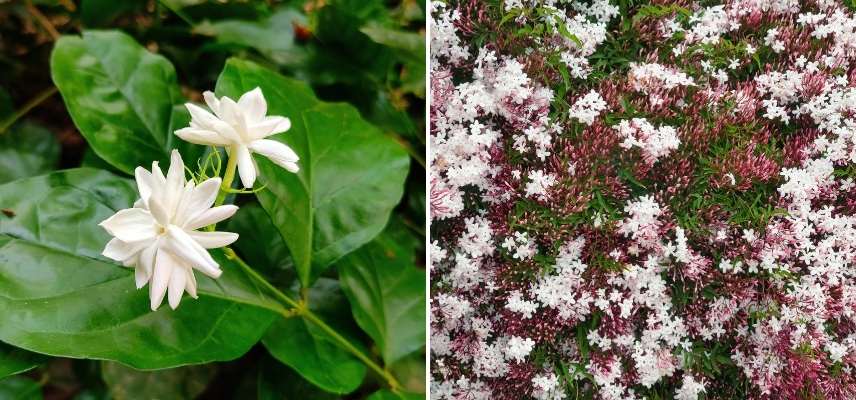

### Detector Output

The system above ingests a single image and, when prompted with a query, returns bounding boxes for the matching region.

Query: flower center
[156,225,167,236]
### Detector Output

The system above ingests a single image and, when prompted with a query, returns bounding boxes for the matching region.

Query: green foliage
[51,30,201,175]
[262,278,368,394]
[0,121,58,184]
[0,169,280,369]
[0,376,42,400]
[0,344,46,380]
[100,361,216,400]
[338,222,426,365]
[216,59,410,287]
[1,0,425,397]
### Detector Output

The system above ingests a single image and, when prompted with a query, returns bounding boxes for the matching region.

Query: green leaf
[226,203,295,287]
[0,376,42,400]
[215,58,410,287]
[0,344,46,379]
[101,361,216,400]
[80,0,145,27]
[0,169,279,369]
[50,30,201,175]
[337,222,425,365]
[256,354,339,400]
[262,278,367,394]
[359,24,423,63]
[0,121,59,184]
[194,9,307,66]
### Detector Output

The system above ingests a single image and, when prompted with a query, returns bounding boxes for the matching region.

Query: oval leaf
[262,279,367,394]
[215,58,410,287]
[50,30,200,175]
[0,169,278,369]
[338,222,425,365]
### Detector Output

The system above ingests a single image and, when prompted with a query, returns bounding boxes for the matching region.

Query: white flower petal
[185,103,222,130]
[202,91,221,116]
[177,178,221,227]
[150,248,173,311]
[148,196,171,227]
[102,238,148,263]
[175,128,231,146]
[135,266,149,289]
[249,139,299,173]
[134,167,154,208]
[219,97,249,139]
[237,87,267,123]
[235,145,257,188]
[99,208,157,243]
[168,265,188,310]
[165,226,222,278]
[163,150,186,214]
[137,241,159,289]
[185,267,198,299]
[250,116,292,139]
[185,205,239,231]
[187,231,239,248]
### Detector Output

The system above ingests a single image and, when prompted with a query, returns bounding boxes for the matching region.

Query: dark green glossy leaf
[338,222,425,365]
[0,169,279,369]
[216,59,409,287]
[262,279,367,394]
[0,343,46,379]
[226,203,295,287]
[256,354,339,400]
[80,0,145,27]
[50,30,201,175]
[194,9,307,66]
[0,121,59,184]
[0,376,42,400]
[101,361,216,400]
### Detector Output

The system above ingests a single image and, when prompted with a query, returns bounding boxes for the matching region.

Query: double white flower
[100,150,239,310]
[100,87,299,310]
[176,87,300,188]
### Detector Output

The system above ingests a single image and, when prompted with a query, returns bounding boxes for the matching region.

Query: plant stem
[224,248,401,390]
[25,0,60,41]
[214,147,238,206]
[0,87,58,134]
[302,310,401,391]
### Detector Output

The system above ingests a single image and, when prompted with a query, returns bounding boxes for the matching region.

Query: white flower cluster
[616,118,681,165]
[569,90,608,126]
[628,62,696,94]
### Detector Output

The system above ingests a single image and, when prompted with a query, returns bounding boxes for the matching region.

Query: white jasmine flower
[175,87,299,188]
[99,150,239,310]
[505,336,535,362]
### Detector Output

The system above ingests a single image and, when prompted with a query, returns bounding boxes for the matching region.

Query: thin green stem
[0,87,58,134]
[302,310,401,391]
[224,248,401,390]
[214,147,238,206]
[225,248,300,310]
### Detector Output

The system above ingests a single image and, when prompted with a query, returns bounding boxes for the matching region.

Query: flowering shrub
[430,1,856,399]
[0,1,425,399]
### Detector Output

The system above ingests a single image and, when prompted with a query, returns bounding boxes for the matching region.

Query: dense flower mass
[430,1,856,399]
